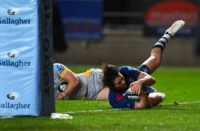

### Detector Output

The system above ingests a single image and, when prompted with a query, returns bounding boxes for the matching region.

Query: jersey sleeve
[53,63,69,79]
[108,89,135,108]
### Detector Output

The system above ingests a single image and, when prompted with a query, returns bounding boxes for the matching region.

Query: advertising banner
[144,0,199,37]
[56,0,103,39]
[0,0,54,116]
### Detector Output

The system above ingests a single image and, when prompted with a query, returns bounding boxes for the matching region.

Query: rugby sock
[152,33,171,53]
[149,92,166,99]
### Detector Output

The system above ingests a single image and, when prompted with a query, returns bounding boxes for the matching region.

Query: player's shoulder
[90,68,102,73]
[53,63,68,72]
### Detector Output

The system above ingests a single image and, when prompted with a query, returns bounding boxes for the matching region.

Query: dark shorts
[137,64,151,74]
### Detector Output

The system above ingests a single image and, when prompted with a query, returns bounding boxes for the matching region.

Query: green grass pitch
[0,66,200,131]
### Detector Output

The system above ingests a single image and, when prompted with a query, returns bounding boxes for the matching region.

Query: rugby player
[54,63,108,100]
[54,20,185,105]
[103,20,185,108]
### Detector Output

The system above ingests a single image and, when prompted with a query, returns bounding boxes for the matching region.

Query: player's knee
[149,93,163,106]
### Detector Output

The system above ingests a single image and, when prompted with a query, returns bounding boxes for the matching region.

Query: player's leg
[138,20,185,74]
[96,87,109,100]
[136,20,185,105]
[140,47,162,74]
[148,92,166,106]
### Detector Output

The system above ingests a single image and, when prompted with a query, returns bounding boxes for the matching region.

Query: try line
[65,100,200,114]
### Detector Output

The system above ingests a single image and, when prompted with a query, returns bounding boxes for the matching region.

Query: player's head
[102,64,127,92]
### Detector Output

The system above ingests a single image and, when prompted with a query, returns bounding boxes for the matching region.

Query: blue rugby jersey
[108,66,156,108]
[119,66,140,86]
[108,66,140,108]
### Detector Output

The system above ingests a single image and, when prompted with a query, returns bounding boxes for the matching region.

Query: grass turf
[0,66,200,131]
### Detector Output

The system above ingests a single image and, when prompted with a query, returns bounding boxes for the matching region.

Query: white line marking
[160,101,200,106]
[65,108,127,114]
[65,101,200,114]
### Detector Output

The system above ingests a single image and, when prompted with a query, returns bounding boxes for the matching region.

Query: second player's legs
[96,87,109,100]
[141,47,162,74]
[140,20,185,75]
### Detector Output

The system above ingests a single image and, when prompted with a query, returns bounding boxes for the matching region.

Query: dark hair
[102,64,119,90]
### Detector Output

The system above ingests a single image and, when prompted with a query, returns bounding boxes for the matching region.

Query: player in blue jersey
[102,20,185,109]
[54,20,185,104]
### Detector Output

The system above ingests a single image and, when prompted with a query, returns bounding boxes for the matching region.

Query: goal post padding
[0,0,55,116]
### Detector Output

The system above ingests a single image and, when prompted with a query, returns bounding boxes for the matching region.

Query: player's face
[113,72,127,91]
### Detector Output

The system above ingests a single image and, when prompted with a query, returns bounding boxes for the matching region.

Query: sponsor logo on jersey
[54,64,65,72]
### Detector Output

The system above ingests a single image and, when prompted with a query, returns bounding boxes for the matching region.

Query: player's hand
[130,81,143,95]
[56,96,61,100]
[56,93,65,100]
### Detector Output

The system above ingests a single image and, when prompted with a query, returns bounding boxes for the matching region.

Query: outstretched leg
[136,20,185,106]
[142,47,163,74]
[141,20,185,74]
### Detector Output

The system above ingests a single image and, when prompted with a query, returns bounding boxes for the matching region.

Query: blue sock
[152,34,171,53]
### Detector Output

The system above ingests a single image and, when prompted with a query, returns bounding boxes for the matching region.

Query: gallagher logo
[7,92,20,100]
[7,50,19,58]
[7,8,19,16]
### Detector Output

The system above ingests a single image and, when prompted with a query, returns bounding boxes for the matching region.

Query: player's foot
[165,20,185,37]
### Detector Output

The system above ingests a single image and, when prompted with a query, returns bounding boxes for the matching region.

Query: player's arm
[134,91,152,109]
[130,71,155,95]
[130,71,155,108]
[56,69,79,100]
